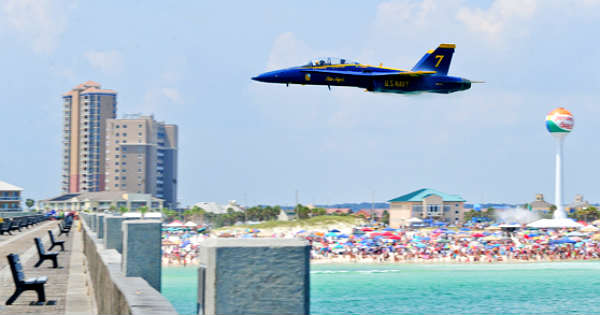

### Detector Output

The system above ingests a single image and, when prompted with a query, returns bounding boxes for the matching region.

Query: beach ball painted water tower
[546,107,574,219]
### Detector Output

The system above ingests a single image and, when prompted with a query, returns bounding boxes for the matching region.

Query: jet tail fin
[411,44,455,75]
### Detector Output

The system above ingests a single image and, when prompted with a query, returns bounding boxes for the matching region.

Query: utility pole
[295,189,299,206]
[371,190,375,211]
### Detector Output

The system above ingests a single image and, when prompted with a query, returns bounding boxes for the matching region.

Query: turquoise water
[163,262,600,315]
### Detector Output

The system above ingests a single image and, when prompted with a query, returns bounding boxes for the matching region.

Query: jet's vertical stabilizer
[412,44,455,76]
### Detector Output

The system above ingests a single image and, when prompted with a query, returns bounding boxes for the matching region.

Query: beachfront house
[388,188,466,228]
[565,194,590,214]
[529,193,554,214]
[0,180,23,212]
[40,191,163,212]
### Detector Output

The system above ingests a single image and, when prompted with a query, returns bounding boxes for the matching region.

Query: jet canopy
[304,57,359,67]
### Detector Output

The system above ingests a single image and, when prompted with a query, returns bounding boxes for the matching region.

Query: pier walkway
[0,220,95,314]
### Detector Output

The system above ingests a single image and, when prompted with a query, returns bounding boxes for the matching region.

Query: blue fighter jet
[252,44,478,94]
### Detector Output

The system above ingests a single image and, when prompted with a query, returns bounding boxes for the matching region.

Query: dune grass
[216,215,365,230]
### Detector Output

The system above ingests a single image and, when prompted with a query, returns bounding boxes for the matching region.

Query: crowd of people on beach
[161,223,600,265]
[306,226,600,263]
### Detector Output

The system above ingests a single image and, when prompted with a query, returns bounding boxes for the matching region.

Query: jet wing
[300,69,436,77]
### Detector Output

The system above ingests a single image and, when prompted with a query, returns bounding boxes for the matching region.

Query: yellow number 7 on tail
[434,55,444,67]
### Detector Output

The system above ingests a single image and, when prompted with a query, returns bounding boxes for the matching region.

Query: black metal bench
[9,220,21,233]
[18,218,28,229]
[6,253,47,305]
[58,222,71,237]
[48,230,65,251]
[33,238,59,268]
[0,221,12,235]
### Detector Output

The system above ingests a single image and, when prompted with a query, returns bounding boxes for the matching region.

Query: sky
[1,0,600,208]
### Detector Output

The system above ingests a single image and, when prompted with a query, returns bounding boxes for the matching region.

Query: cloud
[84,50,124,75]
[265,32,312,70]
[1,0,72,54]
[457,0,537,41]
[161,87,183,104]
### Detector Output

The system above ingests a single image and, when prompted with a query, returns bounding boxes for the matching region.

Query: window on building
[116,125,120,128]
[138,132,142,136]
[116,132,120,136]
[121,176,126,180]
[115,184,119,187]
[426,205,441,216]
[123,125,127,128]
[138,124,142,128]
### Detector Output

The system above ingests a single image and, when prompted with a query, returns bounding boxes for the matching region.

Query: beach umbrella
[388,235,402,240]
[329,229,341,233]
[444,230,456,234]
[460,228,471,231]
[414,243,426,248]
[361,227,374,232]
[567,231,587,237]
[338,234,349,238]
[383,227,396,231]
[581,225,599,232]
[166,220,184,227]
[325,232,338,237]
[485,226,501,231]
[436,239,450,243]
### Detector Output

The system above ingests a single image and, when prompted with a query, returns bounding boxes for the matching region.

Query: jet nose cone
[251,70,282,83]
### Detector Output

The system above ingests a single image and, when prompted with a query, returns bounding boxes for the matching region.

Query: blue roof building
[388,188,466,227]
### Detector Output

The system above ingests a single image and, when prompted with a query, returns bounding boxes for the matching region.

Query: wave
[310,261,600,274]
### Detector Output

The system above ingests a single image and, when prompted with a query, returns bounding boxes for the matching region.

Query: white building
[0,181,23,212]
[193,201,244,214]
[40,191,163,212]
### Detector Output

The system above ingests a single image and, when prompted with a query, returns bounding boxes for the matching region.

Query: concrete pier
[104,215,134,253]
[122,220,162,292]
[197,238,310,315]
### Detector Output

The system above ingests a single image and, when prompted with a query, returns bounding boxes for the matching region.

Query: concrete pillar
[122,220,162,292]
[91,214,97,233]
[104,215,135,254]
[198,239,310,315]
[96,214,105,239]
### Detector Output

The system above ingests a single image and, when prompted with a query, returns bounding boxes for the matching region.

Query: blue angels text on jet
[252,44,479,94]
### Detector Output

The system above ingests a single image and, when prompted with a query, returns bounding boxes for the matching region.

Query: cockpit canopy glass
[304,57,359,67]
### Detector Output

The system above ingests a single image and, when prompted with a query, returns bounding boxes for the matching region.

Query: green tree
[183,209,193,221]
[139,206,149,219]
[109,205,117,212]
[382,210,390,225]
[574,206,600,222]
[119,206,129,215]
[25,199,34,210]
[295,204,311,219]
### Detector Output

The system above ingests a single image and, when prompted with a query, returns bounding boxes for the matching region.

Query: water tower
[545,107,574,219]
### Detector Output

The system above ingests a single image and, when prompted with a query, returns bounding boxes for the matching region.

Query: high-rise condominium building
[62,81,117,193]
[104,115,178,208]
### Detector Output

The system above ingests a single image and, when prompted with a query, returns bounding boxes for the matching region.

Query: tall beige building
[62,81,117,193]
[104,115,178,208]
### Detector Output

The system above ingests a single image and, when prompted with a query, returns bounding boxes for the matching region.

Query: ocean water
[162,262,600,315]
